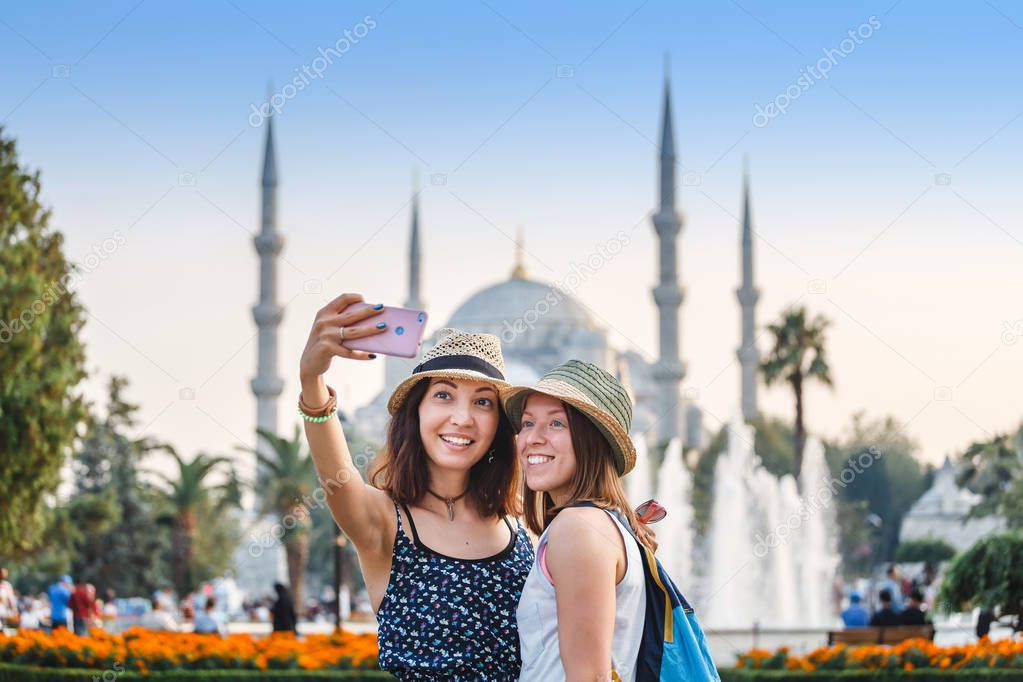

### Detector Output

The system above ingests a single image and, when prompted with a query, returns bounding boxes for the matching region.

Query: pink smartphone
[343,303,428,358]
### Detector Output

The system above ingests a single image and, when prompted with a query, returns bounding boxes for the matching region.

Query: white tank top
[516,508,646,681]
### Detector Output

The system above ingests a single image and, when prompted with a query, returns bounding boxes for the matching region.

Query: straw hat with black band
[387,327,510,414]
[501,359,637,476]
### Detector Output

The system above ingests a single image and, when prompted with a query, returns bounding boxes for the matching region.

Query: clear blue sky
[3,0,1022,479]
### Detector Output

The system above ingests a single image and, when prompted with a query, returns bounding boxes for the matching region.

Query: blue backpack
[574,502,720,682]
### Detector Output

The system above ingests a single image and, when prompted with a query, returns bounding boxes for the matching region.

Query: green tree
[188,481,242,588]
[154,450,239,595]
[825,413,930,564]
[833,498,876,577]
[691,425,727,537]
[305,503,362,607]
[239,426,318,615]
[957,427,1023,528]
[750,416,798,479]
[10,504,85,595]
[896,538,957,566]
[760,306,833,478]
[71,376,172,596]
[0,127,88,555]
[304,421,378,600]
[939,531,1023,631]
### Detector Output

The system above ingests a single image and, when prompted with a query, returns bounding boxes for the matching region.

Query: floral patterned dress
[376,501,534,680]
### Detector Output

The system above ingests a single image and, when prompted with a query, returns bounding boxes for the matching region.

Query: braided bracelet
[299,384,338,422]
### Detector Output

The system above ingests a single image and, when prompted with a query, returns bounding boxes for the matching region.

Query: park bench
[827,624,935,646]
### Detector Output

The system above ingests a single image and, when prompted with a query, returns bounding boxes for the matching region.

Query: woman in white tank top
[501,360,657,681]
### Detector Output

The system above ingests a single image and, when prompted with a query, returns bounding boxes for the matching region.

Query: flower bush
[736,637,1023,672]
[0,628,379,672]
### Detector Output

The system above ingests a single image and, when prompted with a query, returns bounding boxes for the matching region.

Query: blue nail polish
[373,303,384,310]
[376,322,387,329]
[368,353,377,359]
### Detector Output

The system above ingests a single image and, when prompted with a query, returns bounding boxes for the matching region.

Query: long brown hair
[370,378,521,518]
[521,401,656,550]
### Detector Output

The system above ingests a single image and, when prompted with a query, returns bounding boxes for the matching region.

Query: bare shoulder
[547,507,620,552]
[546,507,620,579]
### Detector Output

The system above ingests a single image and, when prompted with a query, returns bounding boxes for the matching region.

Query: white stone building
[899,456,1005,552]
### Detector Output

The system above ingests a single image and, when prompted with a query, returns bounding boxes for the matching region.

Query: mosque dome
[446,232,597,337]
[447,275,596,334]
[441,239,609,379]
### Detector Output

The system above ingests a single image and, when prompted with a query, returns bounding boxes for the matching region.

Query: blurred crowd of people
[0,569,117,635]
[0,565,359,637]
[839,564,933,629]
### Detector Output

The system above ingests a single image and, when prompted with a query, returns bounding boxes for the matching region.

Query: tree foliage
[825,412,930,567]
[153,449,240,595]
[303,423,379,597]
[957,426,1023,528]
[71,376,172,596]
[692,424,727,537]
[0,127,88,555]
[238,426,318,614]
[939,530,1023,630]
[896,537,957,565]
[12,377,172,596]
[750,416,797,479]
[760,306,833,477]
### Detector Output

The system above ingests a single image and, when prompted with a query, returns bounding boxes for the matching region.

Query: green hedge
[0,664,393,681]
[720,670,1023,682]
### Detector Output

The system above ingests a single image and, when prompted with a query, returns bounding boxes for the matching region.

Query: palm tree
[760,306,833,480]
[239,426,318,616]
[154,449,239,595]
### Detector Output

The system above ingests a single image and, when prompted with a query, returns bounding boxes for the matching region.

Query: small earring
[487,448,495,464]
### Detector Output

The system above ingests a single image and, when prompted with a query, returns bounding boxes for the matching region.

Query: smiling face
[417,377,500,473]
[517,393,578,505]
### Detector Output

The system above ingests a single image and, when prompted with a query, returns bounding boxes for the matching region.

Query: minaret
[737,159,760,421]
[385,184,424,391]
[511,226,527,279]
[250,113,285,495]
[406,187,423,309]
[650,60,686,446]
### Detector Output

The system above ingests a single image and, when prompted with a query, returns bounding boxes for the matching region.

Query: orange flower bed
[736,637,1023,672]
[0,627,379,672]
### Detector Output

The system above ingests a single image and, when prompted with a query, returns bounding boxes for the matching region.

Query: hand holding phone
[342,304,428,359]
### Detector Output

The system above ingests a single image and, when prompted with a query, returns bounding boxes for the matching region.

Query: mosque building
[242,70,1007,594]
[348,70,762,461]
[899,456,1006,552]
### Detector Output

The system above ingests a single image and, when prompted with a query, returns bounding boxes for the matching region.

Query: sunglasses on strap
[634,498,667,524]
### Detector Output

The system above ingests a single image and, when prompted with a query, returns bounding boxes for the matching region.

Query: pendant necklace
[426,488,469,521]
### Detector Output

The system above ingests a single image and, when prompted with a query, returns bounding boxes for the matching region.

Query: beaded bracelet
[299,406,337,423]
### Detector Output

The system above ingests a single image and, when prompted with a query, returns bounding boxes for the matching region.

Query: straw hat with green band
[387,327,510,415]
[501,359,637,475]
